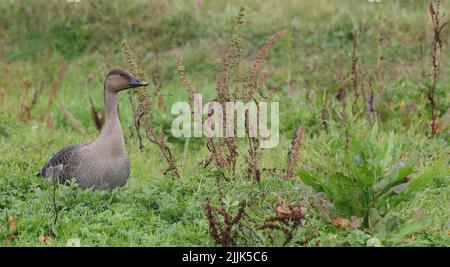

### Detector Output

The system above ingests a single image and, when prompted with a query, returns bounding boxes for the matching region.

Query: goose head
[104,68,149,93]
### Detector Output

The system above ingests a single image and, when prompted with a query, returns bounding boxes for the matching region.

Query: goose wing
[38,143,89,179]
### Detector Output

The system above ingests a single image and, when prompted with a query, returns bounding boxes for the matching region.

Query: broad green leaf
[372,164,414,194]
[406,160,446,195]
[329,173,363,217]
[368,207,381,230]
[296,168,324,192]
[379,131,395,171]
[393,221,429,239]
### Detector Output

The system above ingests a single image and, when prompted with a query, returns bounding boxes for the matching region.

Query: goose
[37,68,149,189]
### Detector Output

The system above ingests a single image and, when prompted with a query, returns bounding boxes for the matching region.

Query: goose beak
[128,76,149,89]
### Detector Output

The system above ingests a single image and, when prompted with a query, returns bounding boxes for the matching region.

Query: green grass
[0,0,449,247]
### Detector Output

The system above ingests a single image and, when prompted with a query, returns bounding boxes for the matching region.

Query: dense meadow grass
[0,0,449,246]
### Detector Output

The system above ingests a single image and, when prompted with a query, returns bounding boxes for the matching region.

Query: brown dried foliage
[4,213,18,245]
[60,106,86,134]
[171,49,198,105]
[350,31,359,104]
[174,39,241,172]
[365,89,376,120]
[198,40,242,172]
[18,71,46,122]
[244,29,286,182]
[51,63,68,95]
[171,48,237,174]
[151,52,167,112]
[321,105,329,133]
[121,40,180,178]
[376,28,385,95]
[169,10,284,180]
[89,98,104,132]
[18,77,32,121]
[428,1,446,137]
[217,45,239,172]
[245,29,286,101]
[202,200,246,247]
[283,124,305,180]
[256,197,308,246]
[17,62,68,126]
[245,126,261,182]
[202,104,227,170]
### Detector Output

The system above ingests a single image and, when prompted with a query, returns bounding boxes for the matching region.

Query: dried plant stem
[45,166,62,226]
[146,128,180,178]
[321,104,329,133]
[121,41,148,150]
[376,32,385,95]
[217,45,239,171]
[245,29,287,101]
[202,200,246,247]
[18,77,44,122]
[152,52,167,111]
[365,89,376,120]
[52,172,59,225]
[256,197,307,246]
[351,31,359,105]
[61,106,86,134]
[51,62,68,95]
[245,112,261,183]
[88,98,104,132]
[125,89,138,149]
[171,49,198,105]
[128,93,144,151]
[428,1,446,137]
[173,44,239,171]
[244,29,286,182]
[121,40,180,178]
[283,125,305,181]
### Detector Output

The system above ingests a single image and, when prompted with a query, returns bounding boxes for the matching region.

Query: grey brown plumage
[37,68,148,189]
[37,143,89,180]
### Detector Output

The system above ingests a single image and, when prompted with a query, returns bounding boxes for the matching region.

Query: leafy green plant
[296,118,445,228]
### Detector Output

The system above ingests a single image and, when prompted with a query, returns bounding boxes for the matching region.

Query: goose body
[38,68,148,189]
